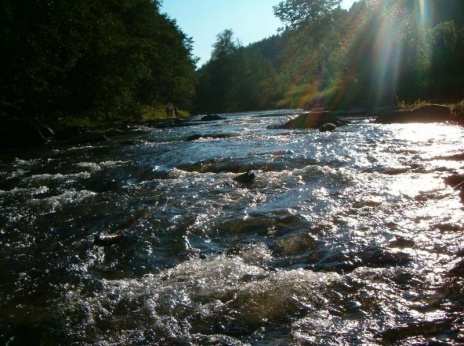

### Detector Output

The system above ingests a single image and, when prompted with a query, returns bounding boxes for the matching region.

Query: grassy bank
[140,105,190,122]
[57,104,191,131]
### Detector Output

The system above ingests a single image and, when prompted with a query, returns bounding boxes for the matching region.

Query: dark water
[1,110,464,345]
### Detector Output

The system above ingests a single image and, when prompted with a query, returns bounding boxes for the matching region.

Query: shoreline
[2,102,463,151]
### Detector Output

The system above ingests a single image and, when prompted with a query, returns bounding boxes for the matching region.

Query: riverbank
[0,105,192,150]
[280,101,464,130]
[2,100,463,151]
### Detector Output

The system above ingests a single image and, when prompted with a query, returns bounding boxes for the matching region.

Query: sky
[161,0,357,66]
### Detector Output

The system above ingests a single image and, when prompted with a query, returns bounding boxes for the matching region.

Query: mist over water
[1,111,464,345]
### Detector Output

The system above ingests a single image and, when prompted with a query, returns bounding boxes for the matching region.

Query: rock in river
[94,233,124,247]
[278,111,347,130]
[319,123,337,132]
[234,171,256,184]
[445,174,464,188]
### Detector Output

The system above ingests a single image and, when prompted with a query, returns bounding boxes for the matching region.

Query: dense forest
[1,0,463,125]
[0,0,196,124]
[195,0,464,113]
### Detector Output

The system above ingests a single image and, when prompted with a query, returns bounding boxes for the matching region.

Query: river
[1,110,464,345]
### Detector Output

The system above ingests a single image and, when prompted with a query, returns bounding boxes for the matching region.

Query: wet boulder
[234,171,256,184]
[389,236,415,249]
[319,123,337,132]
[445,174,464,188]
[278,112,326,129]
[277,111,348,130]
[274,231,316,256]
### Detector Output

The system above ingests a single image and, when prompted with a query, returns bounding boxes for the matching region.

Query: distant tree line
[2,0,462,120]
[0,0,196,123]
[195,0,464,113]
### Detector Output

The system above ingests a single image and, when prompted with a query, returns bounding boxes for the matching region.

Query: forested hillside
[2,0,462,121]
[195,0,464,113]
[0,0,196,123]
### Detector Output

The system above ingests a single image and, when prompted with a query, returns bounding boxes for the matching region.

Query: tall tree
[0,0,196,122]
[274,0,342,28]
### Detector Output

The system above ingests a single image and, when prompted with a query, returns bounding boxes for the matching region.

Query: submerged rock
[274,231,316,256]
[234,171,256,184]
[186,133,234,141]
[314,247,412,273]
[389,236,415,249]
[201,114,224,121]
[382,319,454,344]
[94,233,124,247]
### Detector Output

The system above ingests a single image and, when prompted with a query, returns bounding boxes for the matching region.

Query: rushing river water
[1,110,464,345]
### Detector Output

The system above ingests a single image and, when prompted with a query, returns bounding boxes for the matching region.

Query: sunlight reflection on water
[1,114,464,344]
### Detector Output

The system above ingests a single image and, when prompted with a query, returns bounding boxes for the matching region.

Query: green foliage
[212,30,240,60]
[274,0,342,29]
[0,0,196,122]
[195,30,280,113]
[141,104,189,121]
[195,0,464,113]
[427,21,464,100]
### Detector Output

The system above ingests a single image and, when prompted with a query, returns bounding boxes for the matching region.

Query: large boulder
[279,111,327,129]
[278,111,347,130]
[376,105,455,124]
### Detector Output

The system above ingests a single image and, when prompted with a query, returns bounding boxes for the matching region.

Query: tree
[273,0,342,29]
[195,0,464,113]
[211,29,240,60]
[0,0,196,122]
